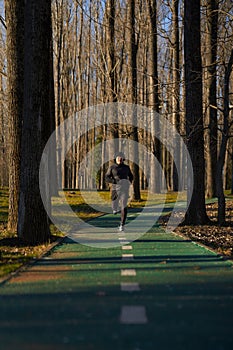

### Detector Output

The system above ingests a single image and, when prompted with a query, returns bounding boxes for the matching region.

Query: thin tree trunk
[105,0,118,158]
[54,0,64,190]
[147,0,161,193]
[216,49,233,225]
[0,32,8,187]
[5,0,24,233]
[48,0,57,198]
[171,0,181,192]
[205,0,218,199]
[126,0,140,200]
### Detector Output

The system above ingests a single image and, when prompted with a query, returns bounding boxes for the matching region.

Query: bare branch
[0,15,7,30]
[0,69,7,77]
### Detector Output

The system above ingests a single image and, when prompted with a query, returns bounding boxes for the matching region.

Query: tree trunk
[53,0,63,190]
[18,0,52,244]
[147,0,161,193]
[126,0,140,200]
[183,0,209,224]
[48,16,57,197]
[205,0,218,199]
[105,0,118,158]
[171,0,181,192]
[0,33,8,187]
[216,49,233,225]
[5,0,24,233]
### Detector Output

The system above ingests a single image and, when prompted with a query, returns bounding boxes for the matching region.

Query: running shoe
[118,224,124,232]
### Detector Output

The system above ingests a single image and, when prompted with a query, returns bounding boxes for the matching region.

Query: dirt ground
[171,201,233,259]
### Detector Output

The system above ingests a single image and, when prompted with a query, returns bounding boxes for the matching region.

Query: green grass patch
[0,188,63,279]
[63,190,111,220]
[0,187,9,222]
[59,189,186,219]
[0,233,56,278]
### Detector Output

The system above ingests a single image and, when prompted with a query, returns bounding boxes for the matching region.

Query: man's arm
[128,166,134,183]
[105,166,115,184]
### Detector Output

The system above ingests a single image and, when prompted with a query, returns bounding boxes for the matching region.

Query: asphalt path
[0,208,233,350]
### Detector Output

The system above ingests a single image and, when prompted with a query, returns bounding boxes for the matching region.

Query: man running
[105,152,133,231]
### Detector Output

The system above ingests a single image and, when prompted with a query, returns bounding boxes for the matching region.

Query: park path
[0,208,233,350]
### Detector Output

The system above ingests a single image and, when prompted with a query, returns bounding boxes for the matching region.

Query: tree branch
[0,15,7,30]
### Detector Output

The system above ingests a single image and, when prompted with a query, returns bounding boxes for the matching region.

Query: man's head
[115,152,125,164]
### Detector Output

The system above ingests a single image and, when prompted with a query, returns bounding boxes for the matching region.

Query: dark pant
[111,187,129,225]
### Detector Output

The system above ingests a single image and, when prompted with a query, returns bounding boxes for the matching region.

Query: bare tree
[171,0,181,191]
[183,0,209,224]
[46,0,233,220]
[216,49,233,224]
[0,25,8,187]
[147,0,161,193]
[126,0,140,200]
[204,0,218,199]
[105,0,118,158]
[5,0,24,233]
[52,0,66,189]
[18,0,52,244]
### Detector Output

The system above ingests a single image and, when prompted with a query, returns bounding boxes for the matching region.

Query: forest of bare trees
[0,0,232,243]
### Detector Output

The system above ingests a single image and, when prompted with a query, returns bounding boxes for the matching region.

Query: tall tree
[106,0,118,157]
[53,0,64,188]
[171,0,181,191]
[18,0,52,244]
[183,0,209,224]
[205,0,218,199]
[216,49,233,224]
[147,0,161,193]
[105,0,117,104]
[5,0,24,233]
[0,26,8,187]
[126,0,140,200]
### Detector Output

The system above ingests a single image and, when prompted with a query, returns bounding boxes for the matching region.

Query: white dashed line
[120,306,148,324]
[122,245,133,250]
[119,246,148,324]
[121,269,136,276]
[121,282,141,291]
[122,254,134,261]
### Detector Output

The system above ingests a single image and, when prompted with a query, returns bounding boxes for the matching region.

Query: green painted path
[0,208,233,350]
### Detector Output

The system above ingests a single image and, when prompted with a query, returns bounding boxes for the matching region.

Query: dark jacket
[105,163,133,186]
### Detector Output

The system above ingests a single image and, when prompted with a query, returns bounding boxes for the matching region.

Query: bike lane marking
[121,254,134,261]
[120,306,148,324]
[120,232,148,325]
[121,269,136,276]
[121,245,132,250]
[121,282,141,291]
